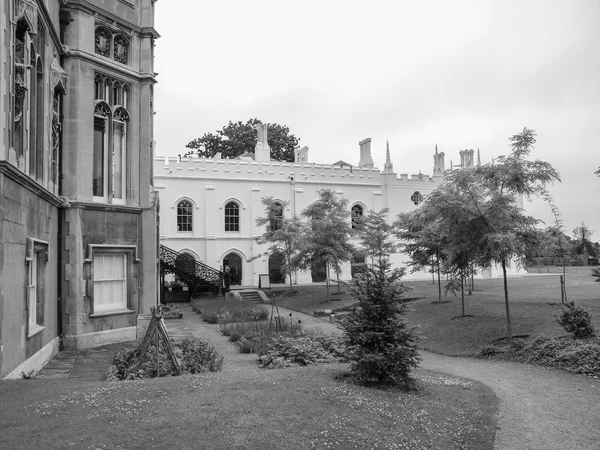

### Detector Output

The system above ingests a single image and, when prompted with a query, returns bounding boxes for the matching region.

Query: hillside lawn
[269,266,600,356]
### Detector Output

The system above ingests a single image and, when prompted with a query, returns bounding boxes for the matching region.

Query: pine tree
[342,209,420,387]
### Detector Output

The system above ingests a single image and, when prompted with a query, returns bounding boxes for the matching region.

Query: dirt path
[420,352,600,450]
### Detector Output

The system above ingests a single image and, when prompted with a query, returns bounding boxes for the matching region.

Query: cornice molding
[69,201,143,214]
[62,48,157,83]
[0,161,63,207]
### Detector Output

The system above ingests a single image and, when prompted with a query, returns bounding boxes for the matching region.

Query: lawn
[270,266,600,356]
[0,364,496,450]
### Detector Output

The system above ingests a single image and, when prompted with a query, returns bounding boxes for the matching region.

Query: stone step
[239,291,263,303]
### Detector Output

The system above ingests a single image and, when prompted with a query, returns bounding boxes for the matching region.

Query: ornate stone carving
[113,35,128,64]
[14,0,38,36]
[113,106,129,122]
[94,101,111,117]
[95,26,111,57]
[51,55,68,94]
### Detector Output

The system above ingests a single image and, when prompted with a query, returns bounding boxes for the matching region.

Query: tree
[253,197,305,291]
[395,208,448,303]
[474,127,561,340]
[296,189,355,294]
[184,118,300,162]
[572,222,597,257]
[342,209,420,387]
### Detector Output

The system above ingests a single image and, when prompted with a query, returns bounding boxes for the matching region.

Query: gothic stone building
[0,0,159,378]
[155,130,522,288]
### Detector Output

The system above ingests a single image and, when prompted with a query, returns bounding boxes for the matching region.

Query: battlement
[153,156,438,185]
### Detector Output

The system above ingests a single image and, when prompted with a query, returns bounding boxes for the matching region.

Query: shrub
[108,338,223,380]
[161,305,183,319]
[258,334,345,368]
[556,301,596,339]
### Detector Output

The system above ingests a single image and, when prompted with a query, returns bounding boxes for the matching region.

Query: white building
[154,128,520,288]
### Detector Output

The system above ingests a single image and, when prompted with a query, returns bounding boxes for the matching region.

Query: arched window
[411,191,423,206]
[113,35,129,64]
[270,202,284,231]
[225,202,240,232]
[93,75,131,203]
[351,204,364,229]
[177,201,193,232]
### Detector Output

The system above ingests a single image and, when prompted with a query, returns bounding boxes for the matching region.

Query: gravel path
[172,303,600,449]
[420,352,600,450]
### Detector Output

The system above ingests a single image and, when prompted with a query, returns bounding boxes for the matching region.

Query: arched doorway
[269,253,286,284]
[223,253,242,285]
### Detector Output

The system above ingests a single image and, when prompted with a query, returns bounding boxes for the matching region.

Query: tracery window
[225,202,240,232]
[351,204,364,229]
[177,201,193,232]
[113,35,129,64]
[411,191,423,206]
[93,74,131,203]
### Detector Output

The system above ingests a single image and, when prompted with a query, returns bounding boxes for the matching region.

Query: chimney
[294,146,309,164]
[433,145,445,175]
[459,149,474,168]
[358,138,374,169]
[254,123,271,162]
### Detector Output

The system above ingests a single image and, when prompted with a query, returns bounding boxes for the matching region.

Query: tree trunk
[460,272,465,317]
[502,258,513,341]
[325,263,330,295]
[437,253,442,304]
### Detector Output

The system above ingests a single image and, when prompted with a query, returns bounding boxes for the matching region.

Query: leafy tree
[342,209,420,387]
[253,197,305,291]
[296,189,355,294]
[184,118,300,162]
[395,208,448,303]
[572,222,597,257]
[595,167,600,176]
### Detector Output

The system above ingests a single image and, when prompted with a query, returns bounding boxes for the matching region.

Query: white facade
[154,139,521,287]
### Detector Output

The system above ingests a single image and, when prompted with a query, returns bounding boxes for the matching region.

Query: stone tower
[358,138,374,169]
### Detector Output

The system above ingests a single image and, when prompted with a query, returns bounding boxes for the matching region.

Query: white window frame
[25,238,48,337]
[93,253,128,313]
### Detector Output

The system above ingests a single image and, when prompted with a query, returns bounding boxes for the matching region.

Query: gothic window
[270,202,284,231]
[351,204,364,229]
[411,191,423,206]
[113,35,129,64]
[93,74,131,203]
[177,201,193,232]
[95,26,111,57]
[225,202,240,232]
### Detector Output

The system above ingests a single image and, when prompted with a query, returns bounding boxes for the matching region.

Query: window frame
[411,191,423,206]
[351,204,364,229]
[224,201,240,232]
[25,238,48,338]
[85,245,139,317]
[177,200,193,232]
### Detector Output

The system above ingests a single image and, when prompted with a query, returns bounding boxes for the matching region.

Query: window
[93,74,131,203]
[270,202,284,231]
[351,204,364,229]
[27,241,47,336]
[93,253,127,313]
[225,202,240,232]
[177,201,193,232]
[411,191,423,206]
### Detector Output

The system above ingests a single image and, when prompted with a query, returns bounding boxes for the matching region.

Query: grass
[270,266,600,356]
[0,364,497,450]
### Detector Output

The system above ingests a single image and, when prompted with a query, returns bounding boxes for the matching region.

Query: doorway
[223,252,242,285]
[269,253,286,284]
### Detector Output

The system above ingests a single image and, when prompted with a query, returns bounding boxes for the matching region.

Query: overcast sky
[153,0,599,240]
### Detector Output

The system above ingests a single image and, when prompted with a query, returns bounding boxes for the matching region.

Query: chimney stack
[294,146,309,164]
[358,138,374,169]
[254,123,271,162]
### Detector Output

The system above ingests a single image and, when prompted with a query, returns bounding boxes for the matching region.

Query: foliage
[481,336,600,376]
[592,267,600,283]
[572,222,597,257]
[342,209,420,387]
[555,301,596,339]
[161,305,183,319]
[253,197,306,291]
[258,334,346,368]
[184,118,300,162]
[296,189,356,293]
[108,338,224,380]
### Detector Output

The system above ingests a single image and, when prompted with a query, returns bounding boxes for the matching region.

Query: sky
[153,0,600,240]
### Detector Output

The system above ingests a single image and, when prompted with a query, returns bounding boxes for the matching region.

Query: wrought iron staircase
[159,244,221,294]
